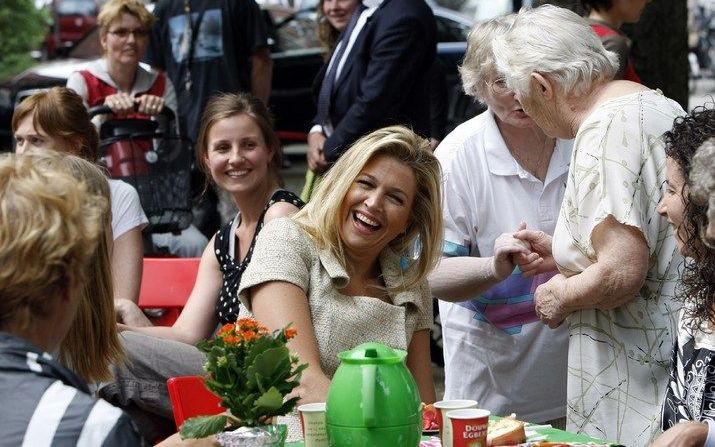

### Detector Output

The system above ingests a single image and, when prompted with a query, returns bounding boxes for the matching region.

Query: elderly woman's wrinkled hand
[514,228,556,277]
[651,421,708,447]
[135,94,165,116]
[492,232,533,281]
[534,274,569,329]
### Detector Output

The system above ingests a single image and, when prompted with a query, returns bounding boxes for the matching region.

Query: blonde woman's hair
[31,151,124,383]
[97,0,154,37]
[459,14,515,100]
[0,152,106,338]
[293,126,443,291]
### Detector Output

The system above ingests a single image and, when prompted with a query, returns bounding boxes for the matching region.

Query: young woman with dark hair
[653,106,715,447]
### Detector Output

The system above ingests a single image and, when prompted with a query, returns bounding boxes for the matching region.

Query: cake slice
[487,415,526,446]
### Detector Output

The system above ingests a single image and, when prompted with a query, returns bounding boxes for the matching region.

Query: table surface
[285,421,617,446]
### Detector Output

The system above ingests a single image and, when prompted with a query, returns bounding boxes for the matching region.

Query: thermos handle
[362,364,376,427]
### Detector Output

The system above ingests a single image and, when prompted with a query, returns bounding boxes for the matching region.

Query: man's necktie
[314,3,367,126]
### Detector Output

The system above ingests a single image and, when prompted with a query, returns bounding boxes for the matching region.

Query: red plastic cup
[446,408,490,447]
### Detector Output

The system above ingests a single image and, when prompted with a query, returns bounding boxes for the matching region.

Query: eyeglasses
[486,78,510,96]
[107,28,149,39]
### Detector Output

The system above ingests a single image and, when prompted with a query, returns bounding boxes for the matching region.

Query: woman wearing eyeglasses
[67,0,176,119]
[428,15,573,428]
[66,0,209,258]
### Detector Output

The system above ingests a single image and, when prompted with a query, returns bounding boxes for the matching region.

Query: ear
[100,32,108,52]
[530,72,555,101]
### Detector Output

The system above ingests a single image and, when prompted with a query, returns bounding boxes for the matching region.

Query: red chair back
[138,257,200,326]
[166,375,223,428]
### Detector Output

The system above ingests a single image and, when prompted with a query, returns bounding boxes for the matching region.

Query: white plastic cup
[433,399,479,447]
[297,402,328,447]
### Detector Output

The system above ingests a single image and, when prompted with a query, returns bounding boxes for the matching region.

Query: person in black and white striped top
[0,152,143,447]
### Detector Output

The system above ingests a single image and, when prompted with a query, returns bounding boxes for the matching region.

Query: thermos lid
[337,342,407,364]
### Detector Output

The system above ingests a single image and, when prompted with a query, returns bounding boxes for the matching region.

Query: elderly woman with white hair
[692,138,715,242]
[429,14,571,427]
[493,5,685,445]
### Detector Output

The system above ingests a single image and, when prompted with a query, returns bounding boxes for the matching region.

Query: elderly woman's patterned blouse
[551,89,684,446]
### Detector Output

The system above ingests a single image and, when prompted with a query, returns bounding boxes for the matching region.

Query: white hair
[491,4,619,100]
[691,138,715,224]
[459,14,515,100]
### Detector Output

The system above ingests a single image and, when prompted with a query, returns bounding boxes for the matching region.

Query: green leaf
[276,396,301,416]
[179,415,228,439]
[245,336,278,366]
[246,347,290,390]
[256,347,290,377]
[254,386,284,411]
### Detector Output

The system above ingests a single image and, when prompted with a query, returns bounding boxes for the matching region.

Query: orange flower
[218,323,235,338]
[284,327,297,340]
[237,317,259,332]
[241,331,257,342]
[223,334,242,344]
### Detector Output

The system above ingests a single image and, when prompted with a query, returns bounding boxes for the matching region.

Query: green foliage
[180,318,308,439]
[180,414,228,439]
[0,0,48,80]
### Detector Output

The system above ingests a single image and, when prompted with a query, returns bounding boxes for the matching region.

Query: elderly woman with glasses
[66,0,176,119]
[428,15,572,428]
[493,5,685,445]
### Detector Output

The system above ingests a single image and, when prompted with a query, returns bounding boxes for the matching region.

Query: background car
[0,4,476,151]
[43,0,99,58]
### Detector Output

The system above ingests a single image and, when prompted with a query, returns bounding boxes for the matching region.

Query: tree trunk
[537,0,689,110]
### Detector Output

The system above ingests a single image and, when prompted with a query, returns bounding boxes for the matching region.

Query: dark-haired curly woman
[652,106,715,447]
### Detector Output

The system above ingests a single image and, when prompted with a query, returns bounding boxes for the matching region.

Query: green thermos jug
[325,342,422,446]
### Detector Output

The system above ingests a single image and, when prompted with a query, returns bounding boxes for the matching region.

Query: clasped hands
[104,92,165,116]
[492,223,569,329]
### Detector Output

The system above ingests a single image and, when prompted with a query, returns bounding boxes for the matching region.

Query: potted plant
[180,317,308,446]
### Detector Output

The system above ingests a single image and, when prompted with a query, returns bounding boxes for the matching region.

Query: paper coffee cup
[298,402,328,447]
[433,399,478,447]
[447,408,490,447]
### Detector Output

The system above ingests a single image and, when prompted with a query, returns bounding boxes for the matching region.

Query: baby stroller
[88,105,194,244]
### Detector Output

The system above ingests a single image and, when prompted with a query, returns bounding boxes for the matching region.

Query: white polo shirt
[435,109,571,423]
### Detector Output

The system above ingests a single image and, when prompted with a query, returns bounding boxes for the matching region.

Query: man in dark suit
[307,0,436,174]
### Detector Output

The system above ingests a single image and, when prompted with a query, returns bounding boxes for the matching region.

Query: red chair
[167,375,224,429]
[138,257,200,326]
